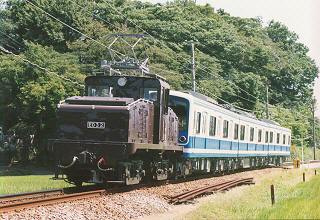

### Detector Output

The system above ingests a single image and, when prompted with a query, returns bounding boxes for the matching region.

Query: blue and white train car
[169,90,291,172]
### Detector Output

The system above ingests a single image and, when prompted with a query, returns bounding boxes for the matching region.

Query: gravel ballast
[1,168,280,220]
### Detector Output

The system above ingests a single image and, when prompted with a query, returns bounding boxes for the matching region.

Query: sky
[144,0,320,116]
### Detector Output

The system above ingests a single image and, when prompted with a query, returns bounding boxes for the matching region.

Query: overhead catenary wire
[25,0,269,107]
[24,0,125,60]
[98,0,275,104]
[0,45,84,88]
[0,30,24,49]
[22,0,279,109]
[195,82,254,113]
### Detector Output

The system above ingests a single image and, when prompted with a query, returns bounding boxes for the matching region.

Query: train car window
[277,133,280,144]
[250,127,254,142]
[223,120,229,138]
[288,136,291,144]
[270,132,273,143]
[283,134,286,145]
[196,112,201,134]
[209,116,217,136]
[265,131,269,143]
[258,129,262,142]
[88,86,112,97]
[143,88,158,102]
[202,113,207,134]
[234,124,239,140]
[240,125,245,140]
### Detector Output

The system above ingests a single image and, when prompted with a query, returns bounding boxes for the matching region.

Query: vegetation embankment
[296,146,320,162]
[258,173,320,219]
[183,169,319,220]
[0,0,318,161]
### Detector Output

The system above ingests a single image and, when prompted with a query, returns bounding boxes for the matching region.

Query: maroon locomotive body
[49,75,181,185]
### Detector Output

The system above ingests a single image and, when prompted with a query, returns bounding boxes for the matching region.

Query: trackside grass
[0,175,72,195]
[183,169,319,220]
[0,166,73,195]
[258,174,320,219]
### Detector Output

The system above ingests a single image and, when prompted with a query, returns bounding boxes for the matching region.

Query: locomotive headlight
[179,136,187,142]
[117,77,127,87]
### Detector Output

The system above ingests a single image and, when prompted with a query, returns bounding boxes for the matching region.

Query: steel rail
[0,189,63,202]
[170,177,254,204]
[0,189,105,213]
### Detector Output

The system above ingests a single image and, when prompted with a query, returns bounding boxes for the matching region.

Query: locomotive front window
[143,88,158,102]
[88,86,112,97]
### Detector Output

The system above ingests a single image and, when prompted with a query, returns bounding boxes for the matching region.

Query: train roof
[170,90,290,132]
[85,75,170,88]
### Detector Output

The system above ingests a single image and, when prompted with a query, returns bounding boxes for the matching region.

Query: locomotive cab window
[163,89,169,114]
[143,88,158,102]
[88,85,112,97]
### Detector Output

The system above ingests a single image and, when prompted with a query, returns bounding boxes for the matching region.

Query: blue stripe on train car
[256,144,263,151]
[220,140,232,150]
[183,136,290,158]
[239,142,247,151]
[231,141,238,150]
[248,143,255,151]
[194,137,206,149]
[205,138,220,149]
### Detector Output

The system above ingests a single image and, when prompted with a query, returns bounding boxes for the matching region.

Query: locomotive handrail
[127,98,153,108]
[58,156,78,169]
[97,158,114,172]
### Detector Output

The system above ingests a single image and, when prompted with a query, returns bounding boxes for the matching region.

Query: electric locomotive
[50,75,182,186]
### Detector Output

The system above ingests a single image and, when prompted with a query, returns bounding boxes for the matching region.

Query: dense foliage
[0,0,319,159]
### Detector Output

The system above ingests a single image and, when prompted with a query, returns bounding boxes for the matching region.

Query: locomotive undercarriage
[54,145,286,186]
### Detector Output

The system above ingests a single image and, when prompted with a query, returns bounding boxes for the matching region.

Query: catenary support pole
[312,98,316,160]
[191,43,196,92]
[266,84,269,119]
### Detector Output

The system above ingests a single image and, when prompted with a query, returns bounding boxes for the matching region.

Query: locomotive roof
[85,75,170,88]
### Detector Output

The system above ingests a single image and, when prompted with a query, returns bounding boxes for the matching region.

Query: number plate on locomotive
[87,121,105,129]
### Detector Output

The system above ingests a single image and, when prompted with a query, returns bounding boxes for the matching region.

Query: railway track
[0,189,63,204]
[0,189,106,213]
[0,174,256,213]
[169,177,254,204]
